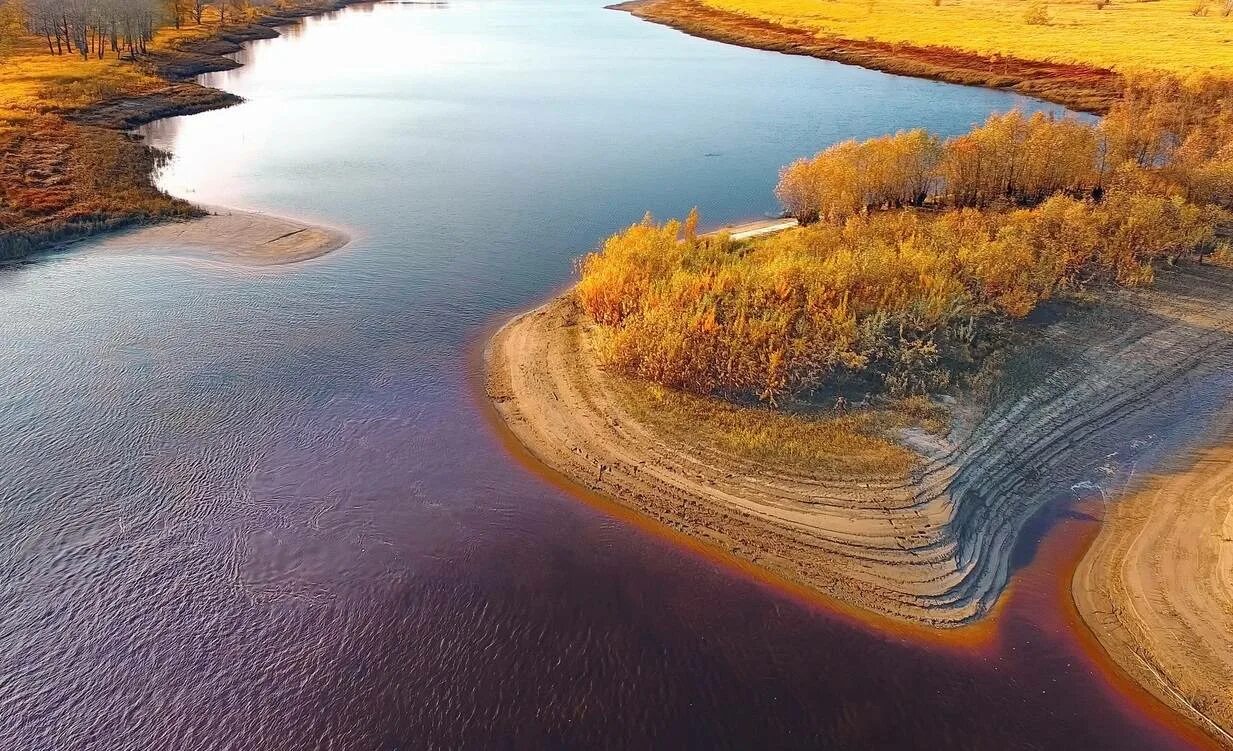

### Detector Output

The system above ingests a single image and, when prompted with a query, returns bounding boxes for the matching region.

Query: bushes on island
[577,77,1231,404]
[777,76,1233,224]
[577,194,1217,403]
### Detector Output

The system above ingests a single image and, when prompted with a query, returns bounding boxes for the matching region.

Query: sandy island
[485,222,1233,743]
[84,208,350,267]
[1075,428,1233,745]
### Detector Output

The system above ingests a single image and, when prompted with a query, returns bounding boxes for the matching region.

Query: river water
[0,1,1211,748]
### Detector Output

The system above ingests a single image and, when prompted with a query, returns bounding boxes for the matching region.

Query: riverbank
[0,0,366,262]
[1074,429,1233,746]
[610,0,1121,113]
[486,256,1233,628]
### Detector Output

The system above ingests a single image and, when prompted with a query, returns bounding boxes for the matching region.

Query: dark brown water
[0,1,1215,748]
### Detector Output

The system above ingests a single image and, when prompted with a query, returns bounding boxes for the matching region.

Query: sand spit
[1075,435,1233,747]
[86,208,349,267]
[485,263,1233,627]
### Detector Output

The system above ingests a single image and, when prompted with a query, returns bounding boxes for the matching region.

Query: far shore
[609,0,1121,114]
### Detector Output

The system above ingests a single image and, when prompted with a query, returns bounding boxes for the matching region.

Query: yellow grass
[700,0,1233,75]
[618,375,947,476]
[0,37,162,128]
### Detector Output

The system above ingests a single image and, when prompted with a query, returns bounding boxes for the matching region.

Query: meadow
[701,0,1233,77]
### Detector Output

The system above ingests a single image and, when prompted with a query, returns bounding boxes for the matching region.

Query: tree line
[0,0,270,60]
[776,75,1233,224]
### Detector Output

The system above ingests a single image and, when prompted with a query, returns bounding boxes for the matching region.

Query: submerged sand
[88,208,349,267]
[486,262,1233,640]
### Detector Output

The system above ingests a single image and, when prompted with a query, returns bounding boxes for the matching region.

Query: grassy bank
[0,0,360,260]
[617,0,1233,112]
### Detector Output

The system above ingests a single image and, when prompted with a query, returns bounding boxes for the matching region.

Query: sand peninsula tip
[486,245,1233,628]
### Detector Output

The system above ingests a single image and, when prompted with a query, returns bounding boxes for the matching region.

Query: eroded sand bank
[88,209,349,266]
[485,263,1233,632]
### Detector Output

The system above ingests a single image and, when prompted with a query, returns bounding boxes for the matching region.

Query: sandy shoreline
[79,208,350,267]
[1074,430,1233,746]
[485,260,1233,637]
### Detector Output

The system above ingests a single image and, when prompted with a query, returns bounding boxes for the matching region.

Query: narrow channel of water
[0,1,1211,748]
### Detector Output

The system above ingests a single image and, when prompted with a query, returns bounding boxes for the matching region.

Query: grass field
[0,2,250,131]
[0,26,213,259]
[0,39,162,127]
[701,0,1233,76]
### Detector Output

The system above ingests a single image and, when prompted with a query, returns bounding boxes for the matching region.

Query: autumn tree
[163,0,186,27]
[598,76,1229,406]
[582,190,1219,404]
[0,0,24,58]
[775,130,940,223]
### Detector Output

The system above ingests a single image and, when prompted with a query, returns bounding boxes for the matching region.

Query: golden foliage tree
[579,196,1218,403]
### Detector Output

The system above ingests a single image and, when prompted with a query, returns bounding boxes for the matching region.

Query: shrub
[1024,2,1050,25]
[580,78,1229,406]
[577,193,1215,403]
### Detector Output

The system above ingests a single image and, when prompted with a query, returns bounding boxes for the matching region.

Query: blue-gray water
[0,1,1201,748]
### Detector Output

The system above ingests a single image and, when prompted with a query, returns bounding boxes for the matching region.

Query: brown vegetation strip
[611,0,1121,113]
[486,264,1233,627]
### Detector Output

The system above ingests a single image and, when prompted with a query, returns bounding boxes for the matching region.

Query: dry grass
[701,0,1233,76]
[0,32,190,258]
[617,375,946,476]
[0,36,164,128]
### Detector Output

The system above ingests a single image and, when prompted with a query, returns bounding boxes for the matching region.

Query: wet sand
[87,209,350,267]
[486,260,1233,635]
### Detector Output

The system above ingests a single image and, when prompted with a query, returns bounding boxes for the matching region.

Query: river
[0,1,1207,748]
